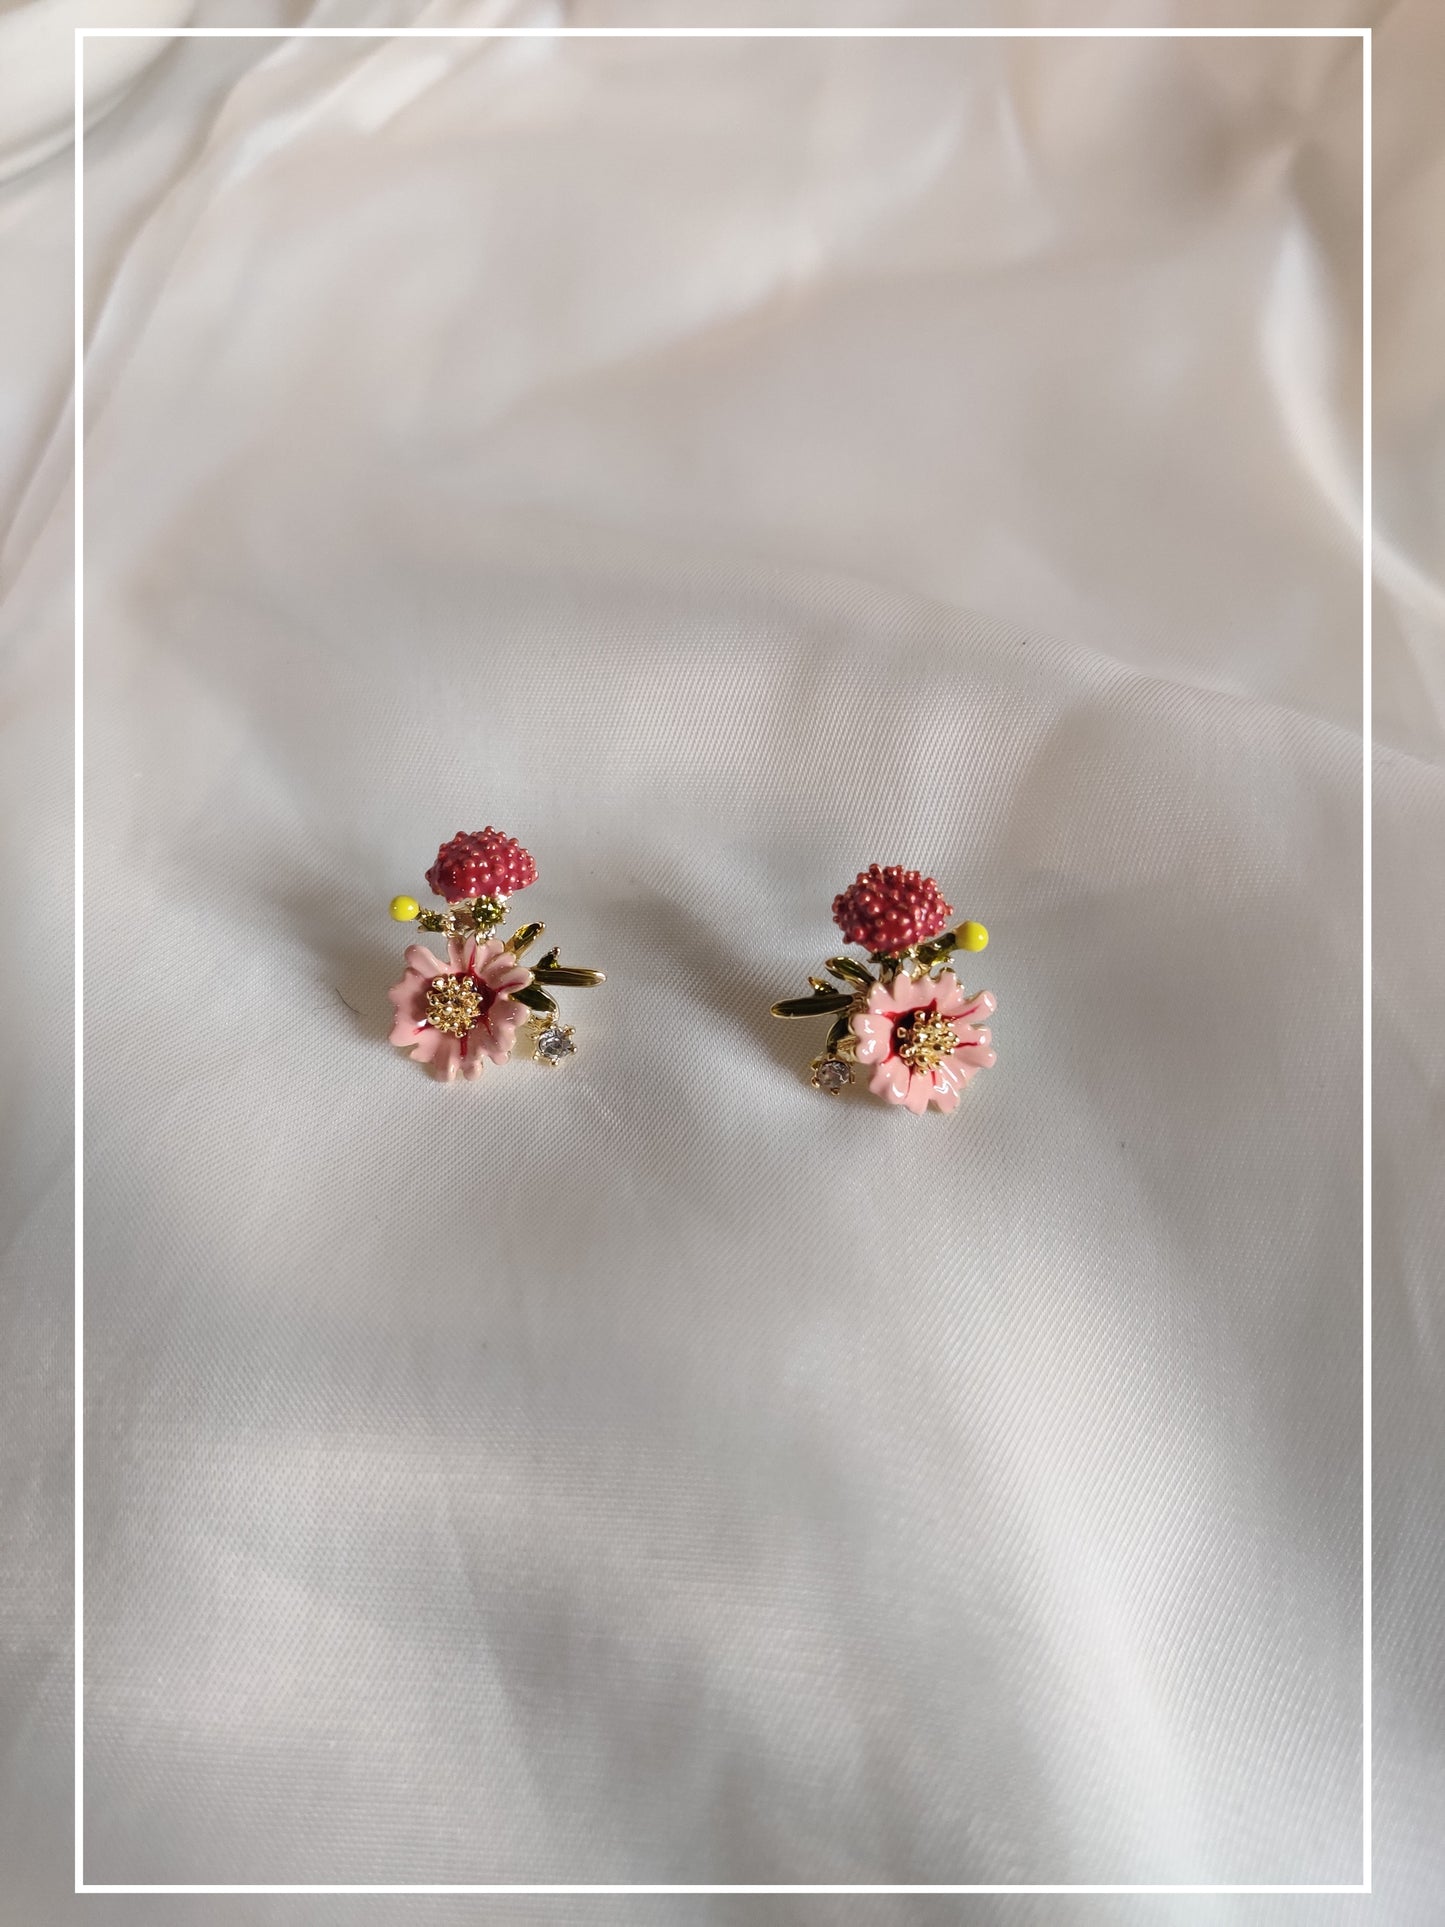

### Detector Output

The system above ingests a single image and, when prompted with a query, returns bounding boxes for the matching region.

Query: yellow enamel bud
[389,895,420,923]
[959,920,989,952]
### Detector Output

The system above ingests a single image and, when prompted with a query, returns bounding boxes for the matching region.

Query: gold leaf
[825,956,874,986]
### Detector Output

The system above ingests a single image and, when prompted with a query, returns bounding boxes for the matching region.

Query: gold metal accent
[807,976,835,996]
[416,896,517,937]
[914,927,961,970]
[535,947,560,970]
[771,991,853,1018]
[514,983,557,1015]
[825,1013,854,1053]
[825,956,874,986]
[532,965,605,988]
[507,921,545,956]
[809,1054,854,1095]
[531,1018,576,1066]
[469,895,507,933]
[425,973,482,1038]
[893,1009,957,1073]
[871,946,918,973]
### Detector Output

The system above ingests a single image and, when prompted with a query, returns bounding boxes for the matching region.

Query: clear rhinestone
[811,1055,853,1095]
[535,1022,576,1065]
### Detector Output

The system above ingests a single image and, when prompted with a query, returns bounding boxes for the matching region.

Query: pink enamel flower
[851,970,996,1114]
[387,935,532,1082]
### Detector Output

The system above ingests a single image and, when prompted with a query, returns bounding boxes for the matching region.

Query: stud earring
[386,827,604,1083]
[771,864,996,1113]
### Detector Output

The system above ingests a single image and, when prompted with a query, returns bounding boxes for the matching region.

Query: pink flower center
[424,972,484,1038]
[893,1008,957,1073]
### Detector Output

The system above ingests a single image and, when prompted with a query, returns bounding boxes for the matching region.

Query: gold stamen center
[425,973,482,1038]
[894,1010,957,1073]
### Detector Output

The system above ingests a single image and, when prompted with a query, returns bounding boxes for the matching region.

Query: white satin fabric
[2,1,1442,1919]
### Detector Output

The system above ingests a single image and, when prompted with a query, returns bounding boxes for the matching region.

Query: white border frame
[73,22,1372,1898]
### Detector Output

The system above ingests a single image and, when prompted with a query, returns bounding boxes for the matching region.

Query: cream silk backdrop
[1,0,1441,1920]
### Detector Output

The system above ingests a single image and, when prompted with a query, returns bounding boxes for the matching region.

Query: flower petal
[403,944,445,980]
[934,1053,973,1095]
[472,996,526,1062]
[903,1069,933,1114]
[851,1012,892,1064]
[388,962,437,1039]
[482,959,533,994]
[950,1027,997,1071]
[888,973,926,1011]
[931,971,967,1016]
[421,1033,461,1081]
[866,980,896,1014]
[869,1057,911,1104]
[953,987,997,1026]
[929,1076,960,1113]
[388,1006,424,1046]
[448,935,475,974]
[407,1025,445,1064]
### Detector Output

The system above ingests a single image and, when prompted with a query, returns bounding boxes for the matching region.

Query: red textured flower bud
[832,865,953,953]
[425,827,538,903]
